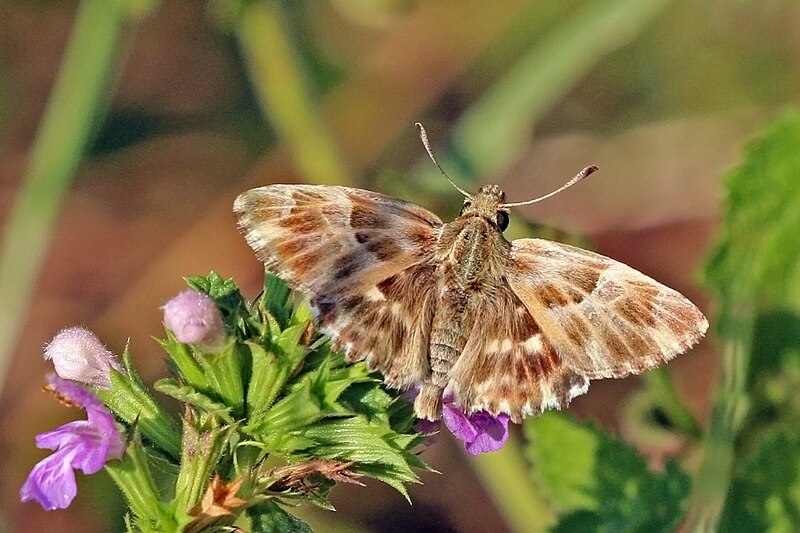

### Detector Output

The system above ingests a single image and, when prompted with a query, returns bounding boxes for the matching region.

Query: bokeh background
[0,0,797,531]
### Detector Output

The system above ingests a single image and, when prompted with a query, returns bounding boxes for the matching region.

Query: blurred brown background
[0,0,796,531]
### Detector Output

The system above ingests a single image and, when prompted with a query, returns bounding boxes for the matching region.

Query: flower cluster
[20,273,512,531]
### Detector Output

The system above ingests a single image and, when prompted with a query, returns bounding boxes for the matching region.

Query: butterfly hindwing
[447,281,589,423]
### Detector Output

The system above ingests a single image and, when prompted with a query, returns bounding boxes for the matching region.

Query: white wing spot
[486,339,500,353]
[522,334,543,354]
[365,286,386,301]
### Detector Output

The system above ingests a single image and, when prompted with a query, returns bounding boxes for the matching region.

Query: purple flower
[44,327,123,389]
[162,290,225,350]
[408,387,511,455]
[442,401,510,455]
[20,376,125,510]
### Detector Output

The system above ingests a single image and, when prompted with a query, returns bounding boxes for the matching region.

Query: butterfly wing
[447,238,707,422]
[447,282,589,423]
[505,238,708,379]
[234,184,444,387]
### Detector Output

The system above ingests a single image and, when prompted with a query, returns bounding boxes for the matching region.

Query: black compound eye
[460,201,473,215]
[496,210,509,231]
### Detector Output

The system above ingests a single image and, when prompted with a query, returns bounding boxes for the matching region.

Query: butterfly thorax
[416,188,513,419]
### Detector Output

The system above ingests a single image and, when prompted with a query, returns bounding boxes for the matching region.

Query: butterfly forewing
[234,185,443,387]
[506,238,708,379]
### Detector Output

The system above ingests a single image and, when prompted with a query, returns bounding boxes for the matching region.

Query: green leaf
[186,271,252,335]
[246,341,288,416]
[194,341,245,416]
[525,412,689,532]
[249,500,313,533]
[704,109,800,329]
[154,378,234,424]
[259,272,293,329]
[719,428,800,531]
[186,271,236,300]
[294,415,427,500]
[525,412,599,510]
[246,369,330,439]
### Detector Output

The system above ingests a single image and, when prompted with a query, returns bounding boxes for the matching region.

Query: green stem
[105,438,177,530]
[238,1,351,186]
[683,326,751,530]
[0,0,148,388]
[472,435,556,533]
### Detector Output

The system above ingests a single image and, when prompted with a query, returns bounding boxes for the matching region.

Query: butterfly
[233,128,708,423]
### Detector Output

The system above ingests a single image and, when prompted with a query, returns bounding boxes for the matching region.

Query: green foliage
[686,109,800,529]
[704,110,800,334]
[109,271,428,531]
[525,412,689,532]
[249,501,314,533]
[718,429,800,532]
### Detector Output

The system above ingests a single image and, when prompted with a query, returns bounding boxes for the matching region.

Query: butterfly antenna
[415,122,472,198]
[502,165,598,208]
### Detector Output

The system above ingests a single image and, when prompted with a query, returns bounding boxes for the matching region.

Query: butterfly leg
[414,382,443,420]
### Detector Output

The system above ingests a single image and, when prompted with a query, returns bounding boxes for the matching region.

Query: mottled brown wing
[234,184,443,387]
[447,282,589,423]
[505,238,708,379]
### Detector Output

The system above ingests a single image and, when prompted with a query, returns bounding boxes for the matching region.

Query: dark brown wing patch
[320,263,438,388]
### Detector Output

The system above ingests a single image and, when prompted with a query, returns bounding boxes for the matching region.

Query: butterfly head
[459,184,511,232]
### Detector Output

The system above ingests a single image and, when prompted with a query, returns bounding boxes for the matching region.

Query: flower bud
[162,290,225,350]
[44,327,122,389]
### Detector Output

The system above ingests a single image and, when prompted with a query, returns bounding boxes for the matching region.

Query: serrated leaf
[186,271,238,298]
[246,342,288,416]
[526,412,689,532]
[259,273,293,329]
[249,500,313,533]
[290,298,314,327]
[292,415,427,498]
[246,373,328,438]
[154,379,234,424]
[186,272,251,335]
[704,109,800,329]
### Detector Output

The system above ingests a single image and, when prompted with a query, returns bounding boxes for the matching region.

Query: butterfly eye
[496,211,510,231]
[460,201,473,215]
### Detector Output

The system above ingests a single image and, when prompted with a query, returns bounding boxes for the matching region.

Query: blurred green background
[0,0,798,531]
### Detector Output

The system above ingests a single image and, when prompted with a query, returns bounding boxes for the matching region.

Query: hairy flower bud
[162,290,225,350]
[44,327,122,389]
